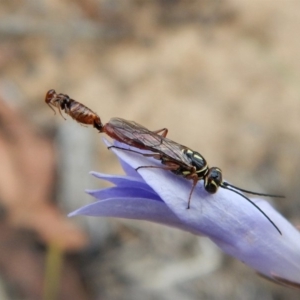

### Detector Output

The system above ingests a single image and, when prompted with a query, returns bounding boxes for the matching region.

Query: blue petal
[68,197,194,232]
[87,186,162,201]
[106,140,300,284]
[90,171,152,191]
[69,138,300,285]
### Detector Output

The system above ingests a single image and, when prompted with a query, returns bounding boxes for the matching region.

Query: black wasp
[103,118,284,235]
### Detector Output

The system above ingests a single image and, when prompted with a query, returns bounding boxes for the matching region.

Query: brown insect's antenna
[220,182,282,235]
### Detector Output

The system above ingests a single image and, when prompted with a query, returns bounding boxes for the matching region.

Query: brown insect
[45,90,284,235]
[45,89,103,130]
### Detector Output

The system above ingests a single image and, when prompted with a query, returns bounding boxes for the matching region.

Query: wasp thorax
[204,167,223,194]
[184,150,207,169]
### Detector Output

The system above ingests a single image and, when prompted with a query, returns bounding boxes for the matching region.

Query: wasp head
[204,167,223,194]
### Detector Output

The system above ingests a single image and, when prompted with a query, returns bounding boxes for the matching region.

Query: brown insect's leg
[57,105,67,120]
[47,103,57,115]
[152,128,168,138]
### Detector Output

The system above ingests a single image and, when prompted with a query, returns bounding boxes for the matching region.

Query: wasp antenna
[222,185,282,235]
[222,182,285,199]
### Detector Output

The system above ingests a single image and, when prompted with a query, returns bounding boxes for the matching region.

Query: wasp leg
[108,145,162,160]
[185,170,199,209]
[136,162,179,172]
[152,128,168,138]
[137,163,197,208]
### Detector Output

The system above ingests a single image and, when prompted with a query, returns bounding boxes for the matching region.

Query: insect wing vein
[109,118,191,166]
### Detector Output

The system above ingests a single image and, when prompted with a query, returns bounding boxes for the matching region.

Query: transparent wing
[108,118,192,166]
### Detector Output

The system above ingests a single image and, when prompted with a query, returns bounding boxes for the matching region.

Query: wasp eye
[205,182,217,193]
[204,167,223,194]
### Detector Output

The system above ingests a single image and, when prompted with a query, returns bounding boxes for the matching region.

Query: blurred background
[0,0,299,299]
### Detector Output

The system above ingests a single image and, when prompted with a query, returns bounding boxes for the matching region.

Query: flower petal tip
[68,211,77,217]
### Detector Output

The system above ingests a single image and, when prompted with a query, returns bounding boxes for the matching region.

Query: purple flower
[69,139,300,288]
